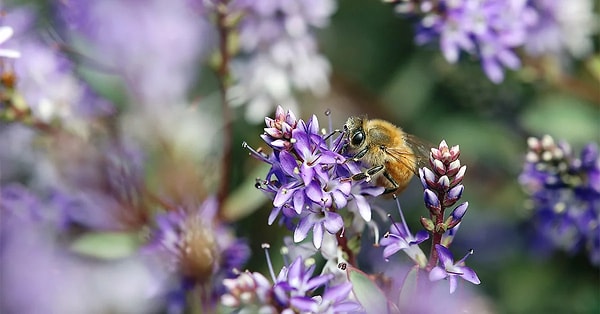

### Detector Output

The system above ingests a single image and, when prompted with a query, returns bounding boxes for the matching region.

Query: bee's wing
[404,133,433,169]
[384,134,432,175]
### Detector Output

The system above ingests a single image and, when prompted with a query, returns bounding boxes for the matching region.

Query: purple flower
[524,0,596,59]
[0,26,20,58]
[294,207,344,249]
[394,0,538,83]
[380,198,429,267]
[147,197,250,310]
[221,255,360,313]
[4,8,114,125]
[519,135,600,265]
[429,244,481,294]
[56,0,212,105]
[314,282,363,313]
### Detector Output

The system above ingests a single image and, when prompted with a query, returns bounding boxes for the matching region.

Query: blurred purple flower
[146,197,250,310]
[246,106,383,249]
[429,244,480,294]
[0,184,166,313]
[393,0,538,83]
[57,0,213,106]
[520,135,600,265]
[524,0,596,59]
[229,0,335,122]
[2,7,114,127]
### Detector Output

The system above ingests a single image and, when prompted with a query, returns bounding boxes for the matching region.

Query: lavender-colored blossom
[247,107,383,249]
[519,135,600,265]
[313,282,363,313]
[294,206,344,249]
[229,0,335,122]
[524,0,596,59]
[380,221,429,267]
[429,244,481,294]
[3,8,113,128]
[57,0,212,106]
[147,197,250,310]
[0,26,20,58]
[394,0,538,83]
[380,197,429,267]
[0,185,166,313]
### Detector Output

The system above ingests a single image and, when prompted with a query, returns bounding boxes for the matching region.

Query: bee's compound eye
[351,131,364,146]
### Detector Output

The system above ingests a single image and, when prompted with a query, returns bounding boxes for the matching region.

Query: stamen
[242,142,270,163]
[262,243,276,281]
[280,246,290,266]
[394,195,411,236]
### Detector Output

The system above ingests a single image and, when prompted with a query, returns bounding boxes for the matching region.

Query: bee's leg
[352,165,384,182]
[382,171,399,194]
[350,147,369,161]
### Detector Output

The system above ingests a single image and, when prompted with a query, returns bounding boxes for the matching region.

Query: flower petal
[294,216,313,243]
[323,211,343,234]
[313,222,324,249]
[434,244,454,268]
[354,194,371,222]
[456,266,481,285]
[410,230,430,245]
[268,206,282,225]
[449,275,458,294]
[428,266,448,281]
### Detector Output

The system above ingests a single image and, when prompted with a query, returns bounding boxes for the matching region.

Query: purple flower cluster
[393,0,536,83]
[380,140,479,294]
[245,106,384,249]
[388,0,597,82]
[221,254,361,313]
[229,0,335,122]
[519,135,600,265]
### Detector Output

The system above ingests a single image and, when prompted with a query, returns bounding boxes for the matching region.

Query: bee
[343,116,430,194]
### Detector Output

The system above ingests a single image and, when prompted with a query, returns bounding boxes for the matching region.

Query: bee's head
[344,116,367,150]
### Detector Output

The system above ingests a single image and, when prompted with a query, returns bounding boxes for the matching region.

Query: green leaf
[70,232,141,260]
[348,266,390,314]
[222,163,271,221]
[398,266,420,308]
